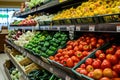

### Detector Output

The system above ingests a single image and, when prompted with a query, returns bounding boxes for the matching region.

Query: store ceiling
[0,0,27,8]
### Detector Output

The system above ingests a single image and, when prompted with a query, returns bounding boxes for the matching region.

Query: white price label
[57,27,60,30]
[117,26,120,32]
[67,27,70,31]
[65,75,71,80]
[69,26,75,31]
[50,67,53,72]
[89,25,95,31]
[76,25,81,31]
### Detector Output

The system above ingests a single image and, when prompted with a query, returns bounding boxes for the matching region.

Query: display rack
[5,39,75,80]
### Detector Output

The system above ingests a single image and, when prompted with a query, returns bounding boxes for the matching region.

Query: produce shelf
[9,26,39,30]
[4,47,29,80]
[5,39,76,80]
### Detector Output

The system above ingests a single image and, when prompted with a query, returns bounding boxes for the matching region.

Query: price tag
[89,25,95,31]
[67,27,70,31]
[57,26,60,30]
[116,25,120,32]
[65,75,71,80]
[50,67,53,73]
[76,25,81,31]
[69,26,75,31]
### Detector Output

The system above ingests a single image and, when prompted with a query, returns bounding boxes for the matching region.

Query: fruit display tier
[14,0,83,18]
[5,39,75,80]
[9,26,39,30]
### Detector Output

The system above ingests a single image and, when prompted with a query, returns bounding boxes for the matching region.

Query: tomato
[79,44,83,51]
[64,54,69,58]
[96,58,102,64]
[86,36,90,40]
[55,56,59,61]
[91,42,96,47]
[86,65,94,72]
[98,38,104,45]
[73,41,79,47]
[101,59,111,69]
[91,37,97,42]
[95,50,103,58]
[86,39,90,44]
[83,45,90,51]
[74,46,79,51]
[66,58,74,68]
[85,58,93,65]
[67,50,74,57]
[75,51,83,59]
[74,62,78,66]
[82,51,89,57]
[116,46,120,50]
[80,64,86,68]
[49,56,55,60]
[98,53,106,61]
[87,71,93,78]
[56,53,62,57]
[106,48,115,54]
[106,54,112,61]
[59,56,64,61]
[92,60,101,69]
[76,68,82,72]
[81,42,88,46]
[115,49,120,59]
[112,71,118,78]
[113,64,120,74]
[103,68,113,78]
[58,49,63,53]
[100,77,110,80]
[67,41,73,45]
[96,43,101,48]
[66,45,73,50]
[79,69,88,75]
[112,45,117,50]
[93,69,103,80]
[61,58,68,66]
[109,55,118,65]
[71,56,79,62]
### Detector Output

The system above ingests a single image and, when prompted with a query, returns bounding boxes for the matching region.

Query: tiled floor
[0,53,9,80]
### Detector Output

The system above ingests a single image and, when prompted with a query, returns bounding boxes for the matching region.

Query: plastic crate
[72,42,112,80]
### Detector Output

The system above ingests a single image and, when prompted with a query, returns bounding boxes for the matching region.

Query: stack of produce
[9,67,21,80]
[14,31,35,47]
[24,31,68,58]
[15,55,25,62]
[49,34,113,68]
[53,0,120,20]
[75,44,120,80]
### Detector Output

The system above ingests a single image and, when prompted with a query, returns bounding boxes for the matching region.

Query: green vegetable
[41,52,49,58]
[44,41,50,47]
[41,47,47,52]
[46,50,54,56]
[49,46,57,51]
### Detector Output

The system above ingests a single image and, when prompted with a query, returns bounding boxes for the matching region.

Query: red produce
[101,59,111,69]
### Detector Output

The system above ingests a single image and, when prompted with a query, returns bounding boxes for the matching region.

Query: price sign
[76,25,81,31]
[67,26,70,31]
[65,75,71,80]
[69,25,75,31]
[50,67,53,73]
[116,25,120,32]
[89,25,95,31]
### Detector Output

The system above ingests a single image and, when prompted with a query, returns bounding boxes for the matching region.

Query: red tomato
[59,56,64,60]
[79,69,88,75]
[71,56,79,62]
[98,53,106,61]
[83,45,90,51]
[112,78,120,80]
[74,46,79,51]
[103,68,113,78]
[91,42,96,47]
[85,58,93,65]
[67,50,74,57]
[55,56,59,61]
[80,64,86,68]
[91,37,97,42]
[58,49,63,53]
[75,51,83,59]
[73,41,79,47]
[66,58,74,68]
[115,49,120,59]
[66,45,73,50]
[96,43,101,48]
[79,44,83,51]
[96,58,102,64]
[113,64,120,74]
[64,54,69,58]
[106,54,112,61]
[82,51,89,57]
[76,68,82,72]
[56,53,62,57]
[67,41,73,45]
[95,50,103,58]
[87,71,94,78]
[92,60,101,69]
[86,39,90,44]
[98,38,104,45]
[112,71,118,78]
[93,69,103,80]
[106,48,115,54]
[86,65,94,72]
[109,55,118,65]
[49,56,55,60]
[99,77,110,80]
[81,42,88,46]
[61,58,68,66]
[101,59,111,69]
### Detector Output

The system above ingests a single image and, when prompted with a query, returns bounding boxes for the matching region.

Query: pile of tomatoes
[49,34,107,68]
[76,44,120,80]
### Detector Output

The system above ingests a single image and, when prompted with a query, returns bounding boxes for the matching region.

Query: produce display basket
[72,42,113,80]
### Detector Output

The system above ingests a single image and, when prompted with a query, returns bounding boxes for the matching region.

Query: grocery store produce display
[74,42,120,80]
[49,33,113,68]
